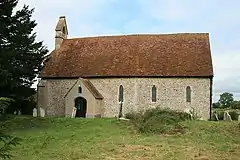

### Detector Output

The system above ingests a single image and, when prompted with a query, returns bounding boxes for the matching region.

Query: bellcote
[55,16,68,50]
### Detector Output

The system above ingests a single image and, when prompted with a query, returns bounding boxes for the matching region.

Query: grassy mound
[1,116,240,159]
[125,108,191,134]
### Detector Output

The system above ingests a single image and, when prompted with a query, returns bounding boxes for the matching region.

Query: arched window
[118,85,124,102]
[186,86,191,102]
[152,85,157,102]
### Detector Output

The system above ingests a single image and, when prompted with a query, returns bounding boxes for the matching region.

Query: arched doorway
[74,97,87,118]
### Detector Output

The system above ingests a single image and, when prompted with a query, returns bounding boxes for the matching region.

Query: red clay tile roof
[39,33,213,78]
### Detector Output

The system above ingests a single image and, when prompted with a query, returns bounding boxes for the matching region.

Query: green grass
[1,116,240,160]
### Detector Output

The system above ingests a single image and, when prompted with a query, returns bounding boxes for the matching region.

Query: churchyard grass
[1,116,240,160]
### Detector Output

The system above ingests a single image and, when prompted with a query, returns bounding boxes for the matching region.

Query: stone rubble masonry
[37,79,76,116]
[37,77,211,120]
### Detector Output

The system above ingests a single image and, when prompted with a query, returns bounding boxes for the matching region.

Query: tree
[218,92,234,108]
[0,0,48,100]
[232,100,240,109]
[212,102,220,108]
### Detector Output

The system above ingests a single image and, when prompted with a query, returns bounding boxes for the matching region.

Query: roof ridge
[65,33,209,41]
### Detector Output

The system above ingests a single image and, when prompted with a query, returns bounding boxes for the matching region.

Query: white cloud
[213,50,240,80]
[16,0,117,50]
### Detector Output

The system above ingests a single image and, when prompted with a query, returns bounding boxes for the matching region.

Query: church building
[37,16,213,120]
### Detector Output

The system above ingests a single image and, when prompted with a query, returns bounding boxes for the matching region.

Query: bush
[0,98,14,111]
[228,111,239,121]
[125,107,191,134]
[0,97,21,159]
[232,102,240,109]
[125,111,143,121]
[0,132,21,159]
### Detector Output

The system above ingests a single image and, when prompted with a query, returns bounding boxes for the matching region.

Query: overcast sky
[16,0,240,102]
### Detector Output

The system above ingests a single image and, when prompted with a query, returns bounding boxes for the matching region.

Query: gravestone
[71,107,76,118]
[119,117,130,121]
[214,112,219,121]
[33,108,37,117]
[184,108,191,114]
[40,107,45,117]
[184,108,194,120]
[18,110,21,115]
[223,111,232,121]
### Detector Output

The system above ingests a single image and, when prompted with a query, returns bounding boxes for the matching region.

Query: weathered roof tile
[40,33,213,78]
